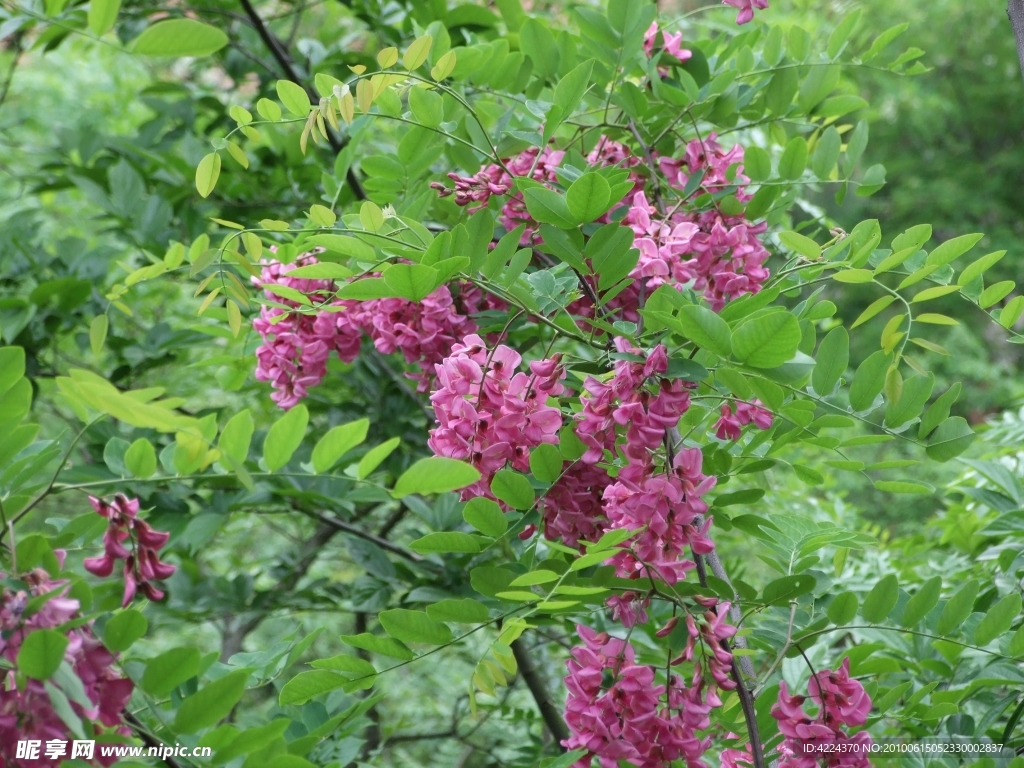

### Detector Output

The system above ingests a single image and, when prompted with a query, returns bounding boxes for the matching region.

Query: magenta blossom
[643,21,693,63]
[723,0,769,25]
[714,399,774,440]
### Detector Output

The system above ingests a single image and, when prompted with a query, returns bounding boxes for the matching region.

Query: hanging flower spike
[715,399,773,440]
[82,494,176,608]
[723,0,769,25]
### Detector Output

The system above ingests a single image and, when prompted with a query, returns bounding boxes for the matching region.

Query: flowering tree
[2,0,1024,767]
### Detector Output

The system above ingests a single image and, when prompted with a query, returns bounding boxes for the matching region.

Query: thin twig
[511,637,569,749]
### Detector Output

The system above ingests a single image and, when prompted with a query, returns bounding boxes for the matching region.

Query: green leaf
[936,579,979,636]
[124,438,157,479]
[1009,625,1024,657]
[357,437,400,479]
[175,670,250,732]
[409,532,481,554]
[393,457,481,498]
[918,384,961,439]
[744,146,771,182]
[973,594,1021,646]
[851,296,896,328]
[490,469,535,510]
[18,630,69,680]
[530,444,564,484]
[276,79,312,117]
[87,0,120,35]
[403,34,433,71]
[816,95,869,118]
[103,609,148,652]
[279,670,348,706]
[426,598,490,624]
[378,609,453,645]
[884,373,934,428]
[731,310,801,368]
[811,126,842,179]
[862,574,899,622]
[551,59,594,122]
[408,87,444,128]
[873,480,934,494]
[195,152,221,198]
[311,419,369,473]
[849,350,890,411]
[218,409,254,467]
[671,305,732,357]
[0,346,25,397]
[812,327,848,395]
[340,633,414,660]
[141,647,202,697]
[832,269,874,284]
[464,497,508,537]
[566,173,611,223]
[309,655,376,677]
[263,404,308,472]
[133,19,229,57]
[305,234,376,261]
[925,417,974,462]
[778,136,808,180]
[778,231,821,260]
[828,592,859,625]
[762,575,816,605]
[925,233,984,268]
[519,18,559,79]
[958,250,1006,286]
[980,281,1016,309]
[901,576,942,627]
[523,188,576,228]
[383,264,439,301]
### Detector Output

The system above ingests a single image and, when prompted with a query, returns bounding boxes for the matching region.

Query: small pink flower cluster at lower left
[1,564,133,767]
[83,494,176,607]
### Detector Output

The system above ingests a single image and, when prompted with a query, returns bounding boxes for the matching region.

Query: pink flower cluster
[772,658,873,767]
[83,494,175,607]
[563,624,716,768]
[724,0,769,25]
[253,254,477,408]
[644,21,693,63]
[1,565,133,767]
[428,334,565,498]
[714,399,773,440]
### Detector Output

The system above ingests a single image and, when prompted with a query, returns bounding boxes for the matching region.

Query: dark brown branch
[1011,0,1024,83]
[310,511,427,563]
[511,638,569,749]
[236,0,365,199]
[124,712,185,768]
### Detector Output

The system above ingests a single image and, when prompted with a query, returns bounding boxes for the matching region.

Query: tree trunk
[1011,0,1024,83]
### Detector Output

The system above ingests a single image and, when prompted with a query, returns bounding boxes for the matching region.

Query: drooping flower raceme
[772,658,873,767]
[83,494,176,607]
[428,334,565,499]
[714,399,774,440]
[1,565,133,767]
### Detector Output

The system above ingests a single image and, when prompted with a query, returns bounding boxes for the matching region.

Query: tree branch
[309,511,427,563]
[236,0,365,199]
[511,637,569,749]
[1011,0,1024,83]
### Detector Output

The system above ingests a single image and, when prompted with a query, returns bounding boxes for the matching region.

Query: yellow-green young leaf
[256,97,282,121]
[403,35,434,70]
[973,593,1022,646]
[925,232,984,267]
[915,313,958,326]
[873,246,919,275]
[832,269,874,284]
[340,633,414,660]
[980,280,1015,309]
[409,531,481,554]
[311,419,369,473]
[377,47,399,68]
[133,18,228,57]
[124,438,157,478]
[263,404,309,472]
[89,315,108,355]
[897,264,938,289]
[778,231,821,260]
[431,50,457,80]
[909,337,949,356]
[229,105,252,124]
[242,232,263,260]
[958,250,1006,286]
[851,295,896,329]
[912,285,960,303]
[175,670,250,733]
[277,79,311,116]
[225,141,248,169]
[360,201,385,232]
[195,153,221,198]
[226,299,242,337]
[218,409,254,467]
[308,204,337,227]
[87,0,120,35]
[509,571,559,587]
[463,497,507,537]
[379,609,452,645]
[408,86,444,128]
[874,480,934,494]
[392,457,481,498]
[356,437,400,479]
[1000,296,1024,329]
